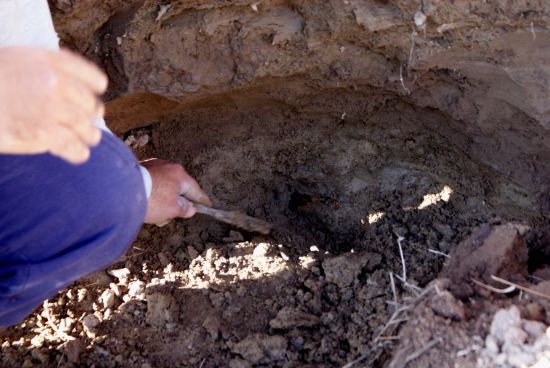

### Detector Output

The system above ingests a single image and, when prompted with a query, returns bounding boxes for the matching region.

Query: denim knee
[0,133,147,326]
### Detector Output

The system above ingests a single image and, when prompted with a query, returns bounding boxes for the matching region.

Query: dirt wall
[48,0,550,211]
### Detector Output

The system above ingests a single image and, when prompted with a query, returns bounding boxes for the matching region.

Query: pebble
[322,252,382,288]
[100,289,116,310]
[253,243,271,257]
[59,317,75,333]
[145,292,179,327]
[158,252,170,267]
[485,335,499,354]
[30,335,45,348]
[231,334,287,365]
[110,283,122,297]
[299,255,317,269]
[280,251,290,261]
[507,352,536,366]
[523,320,546,338]
[202,314,221,340]
[82,314,100,332]
[77,288,88,302]
[187,245,199,260]
[490,306,522,343]
[108,268,131,286]
[269,307,320,329]
[128,280,146,299]
[223,230,244,243]
[64,338,85,364]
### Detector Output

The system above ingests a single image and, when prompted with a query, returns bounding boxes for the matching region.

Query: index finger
[53,49,108,94]
[179,172,213,207]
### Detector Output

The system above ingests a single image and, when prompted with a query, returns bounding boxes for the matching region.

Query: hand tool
[192,202,272,235]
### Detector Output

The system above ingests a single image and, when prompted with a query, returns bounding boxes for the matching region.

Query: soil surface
[3,1,550,367]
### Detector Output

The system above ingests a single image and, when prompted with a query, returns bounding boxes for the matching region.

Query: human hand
[142,159,212,225]
[0,46,108,163]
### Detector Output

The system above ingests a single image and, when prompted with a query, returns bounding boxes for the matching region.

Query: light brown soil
[2,1,550,367]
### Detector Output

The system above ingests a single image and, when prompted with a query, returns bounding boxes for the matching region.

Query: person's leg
[0,133,146,326]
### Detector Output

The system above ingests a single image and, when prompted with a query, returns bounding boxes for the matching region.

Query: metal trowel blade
[192,202,272,235]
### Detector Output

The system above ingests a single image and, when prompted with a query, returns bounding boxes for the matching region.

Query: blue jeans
[0,133,147,326]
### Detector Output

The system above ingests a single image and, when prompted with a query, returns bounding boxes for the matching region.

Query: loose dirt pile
[2,1,550,367]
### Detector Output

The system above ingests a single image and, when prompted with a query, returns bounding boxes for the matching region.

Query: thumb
[177,196,197,218]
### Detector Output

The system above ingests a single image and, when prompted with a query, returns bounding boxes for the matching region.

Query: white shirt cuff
[139,165,153,198]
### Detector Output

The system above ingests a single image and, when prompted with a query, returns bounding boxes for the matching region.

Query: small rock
[77,288,88,303]
[59,317,75,333]
[175,247,187,262]
[223,230,244,243]
[429,289,466,321]
[507,351,536,366]
[100,289,116,310]
[127,280,146,299]
[502,326,528,348]
[63,338,85,364]
[526,302,544,321]
[145,292,179,328]
[187,246,199,260]
[82,271,111,287]
[253,243,271,257]
[434,223,455,238]
[280,251,290,261]
[270,307,320,329]
[231,334,287,365]
[353,1,402,32]
[30,335,45,348]
[490,306,522,343]
[157,252,170,267]
[414,11,427,27]
[523,320,546,338]
[108,268,131,286]
[82,314,100,332]
[110,283,122,297]
[322,252,382,288]
[485,335,499,354]
[202,314,221,340]
[299,255,317,269]
[290,336,305,350]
